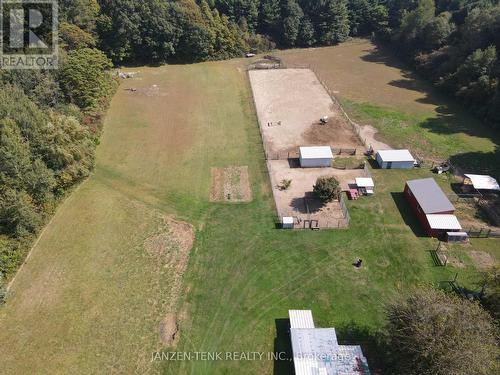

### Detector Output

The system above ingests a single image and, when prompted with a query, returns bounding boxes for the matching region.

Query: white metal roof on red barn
[426,214,462,230]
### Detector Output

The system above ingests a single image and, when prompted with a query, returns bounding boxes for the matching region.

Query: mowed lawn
[0,60,266,374]
[0,43,498,375]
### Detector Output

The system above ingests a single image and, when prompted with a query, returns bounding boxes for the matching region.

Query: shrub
[313,176,341,202]
[385,287,499,375]
[279,179,292,190]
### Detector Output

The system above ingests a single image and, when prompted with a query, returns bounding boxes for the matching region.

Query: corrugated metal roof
[376,149,415,162]
[290,328,370,375]
[355,178,374,188]
[300,147,334,160]
[406,178,455,214]
[288,310,370,375]
[426,214,462,230]
[464,174,500,191]
[289,310,315,329]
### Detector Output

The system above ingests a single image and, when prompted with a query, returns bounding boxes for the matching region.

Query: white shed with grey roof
[299,146,334,168]
[376,149,415,169]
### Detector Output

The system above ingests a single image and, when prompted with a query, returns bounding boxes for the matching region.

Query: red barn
[404,178,462,237]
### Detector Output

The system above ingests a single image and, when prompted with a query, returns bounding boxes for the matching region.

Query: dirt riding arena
[248,69,363,155]
[249,68,369,229]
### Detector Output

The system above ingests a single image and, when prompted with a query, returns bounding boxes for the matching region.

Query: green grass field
[0,41,499,374]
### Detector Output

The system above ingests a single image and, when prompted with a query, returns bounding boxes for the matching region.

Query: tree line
[0,0,116,296]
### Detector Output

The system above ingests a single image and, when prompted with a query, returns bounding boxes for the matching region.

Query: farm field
[0,40,498,375]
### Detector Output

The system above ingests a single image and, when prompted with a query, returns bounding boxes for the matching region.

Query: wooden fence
[465,227,500,238]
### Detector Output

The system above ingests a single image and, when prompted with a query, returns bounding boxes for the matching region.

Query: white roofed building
[355,177,375,195]
[299,146,334,168]
[375,149,415,169]
[463,174,500,192]
[288,310,370,375]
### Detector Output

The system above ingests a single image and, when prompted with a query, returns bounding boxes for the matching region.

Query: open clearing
[279,39,500,176]
[0,41,499,375]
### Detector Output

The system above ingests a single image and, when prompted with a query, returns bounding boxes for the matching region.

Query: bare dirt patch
[210,166,252,202]
[469,251,496,269]
[248,69,363,154]
[159,313,179,346]
[268,160,363,228]
[143,214,195,347]
[125,84,165,97]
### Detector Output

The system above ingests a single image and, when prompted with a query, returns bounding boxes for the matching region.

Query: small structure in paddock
[299,146,334,168]
[282,216,294,229]
[463,174,500,192]
[288,310,370,375]
[447,231,469,243]
[404,178,462,238]
[376,149,415,169]
[355,177,375,195]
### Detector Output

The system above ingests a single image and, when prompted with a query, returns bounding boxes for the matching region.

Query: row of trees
[0,1,116,298]
[92,0,388,63]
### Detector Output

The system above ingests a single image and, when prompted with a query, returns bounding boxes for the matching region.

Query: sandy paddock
[249,69,363,154]
[268,160,365,228]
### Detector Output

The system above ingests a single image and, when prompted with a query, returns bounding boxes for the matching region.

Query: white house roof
[282,217,294,225]
[355,178,375,188]
[376,149,415,162]
[288,310,371,375]
[426,214,462,230]
[289,310,315,329]
[464,174,500,191]
[300,146,333,160]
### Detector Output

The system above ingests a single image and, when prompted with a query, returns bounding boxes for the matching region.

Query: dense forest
[0,1,116,295]
[1,0,500,294]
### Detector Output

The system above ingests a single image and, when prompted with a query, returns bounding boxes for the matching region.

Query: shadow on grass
[367,158,380,169]
[273,318,294,375]
[428,250,445,267]
[390,192,426,237]
[449,148,500,181]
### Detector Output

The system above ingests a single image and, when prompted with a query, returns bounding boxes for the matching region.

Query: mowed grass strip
[0,60,267,374]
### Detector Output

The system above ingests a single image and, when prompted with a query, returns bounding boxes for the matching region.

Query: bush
[385,287,499,375]
[313,176,341,202]
[279,179,292,190]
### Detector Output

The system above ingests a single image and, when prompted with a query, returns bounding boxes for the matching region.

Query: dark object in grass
[353,258,363,268]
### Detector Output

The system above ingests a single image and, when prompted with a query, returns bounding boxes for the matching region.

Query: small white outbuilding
[463,174,500,191]
[376,149,415,169]
[299,146,333,168]
[282,216,294,229]
[355,177,375,195]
